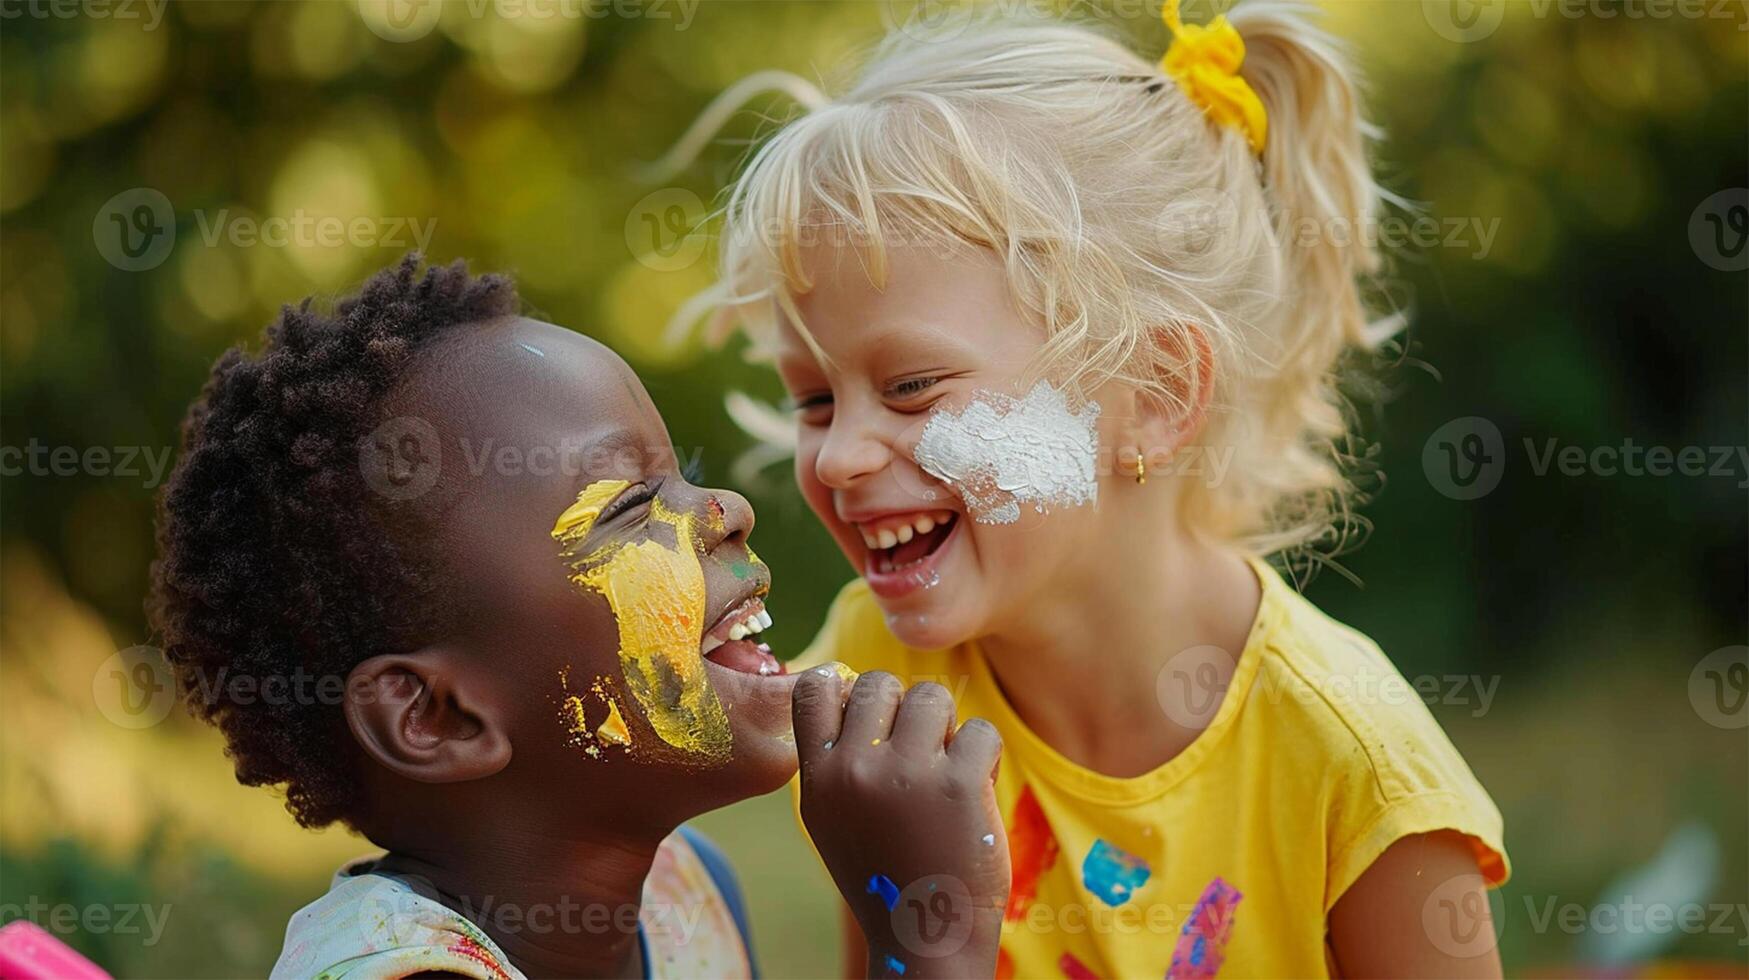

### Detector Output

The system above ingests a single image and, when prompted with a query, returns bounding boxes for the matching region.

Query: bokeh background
[2,0,1745,975]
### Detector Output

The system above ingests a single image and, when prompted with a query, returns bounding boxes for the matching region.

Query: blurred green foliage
[1,0,1744,975]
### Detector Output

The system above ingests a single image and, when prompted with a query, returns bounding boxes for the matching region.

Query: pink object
[0,921,111,980]
[1167,877,1244,980]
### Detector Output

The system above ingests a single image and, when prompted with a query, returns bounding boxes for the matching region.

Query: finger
[889,681,955,758]
[946,716,1003,778]
[791,666,847,768]
[838,671,904,748]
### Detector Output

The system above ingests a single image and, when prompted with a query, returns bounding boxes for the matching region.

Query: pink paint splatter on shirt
[1166,877,1242,979]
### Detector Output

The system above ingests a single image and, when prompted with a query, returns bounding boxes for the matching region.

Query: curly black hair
[148,254,518,828]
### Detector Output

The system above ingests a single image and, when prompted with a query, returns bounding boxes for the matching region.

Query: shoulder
[1244,562,1510,900]
[1253,574,1480,800]
[271,861,517,980]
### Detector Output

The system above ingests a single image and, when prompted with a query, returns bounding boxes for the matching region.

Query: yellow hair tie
[1160,0,1268,155]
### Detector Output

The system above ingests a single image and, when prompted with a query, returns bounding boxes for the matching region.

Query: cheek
[793,440,842,530]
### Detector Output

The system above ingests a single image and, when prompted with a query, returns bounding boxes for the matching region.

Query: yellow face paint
[553,481,732,763]
[552,479,631,542]
[596,699,632,747]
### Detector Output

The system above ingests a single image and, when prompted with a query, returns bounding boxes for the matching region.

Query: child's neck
[978,525,1260,779]
[373,819,670,979]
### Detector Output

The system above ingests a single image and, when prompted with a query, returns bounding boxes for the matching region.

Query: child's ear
[343,652,512,783]
[1118,324,1216,462]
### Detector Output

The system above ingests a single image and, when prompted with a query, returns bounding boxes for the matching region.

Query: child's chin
[878,602,974,653]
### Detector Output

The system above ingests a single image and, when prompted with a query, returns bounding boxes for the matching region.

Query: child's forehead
[417,316,666,441]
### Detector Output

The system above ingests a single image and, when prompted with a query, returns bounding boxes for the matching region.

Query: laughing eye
[603,483,656,522]
[789,392,834,426]
[887,376,940,400]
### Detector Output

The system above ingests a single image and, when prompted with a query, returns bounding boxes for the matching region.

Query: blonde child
[677,0,1510,975]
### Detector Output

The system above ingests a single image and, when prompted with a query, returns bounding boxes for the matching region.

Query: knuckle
[851,671,902,707]
[907,681,952,705]
[961,716,1001,744]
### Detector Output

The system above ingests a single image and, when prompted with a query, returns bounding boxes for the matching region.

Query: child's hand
[792,668,1010,979]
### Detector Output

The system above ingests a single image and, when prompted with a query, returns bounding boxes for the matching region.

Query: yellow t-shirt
[791,557,1508,979]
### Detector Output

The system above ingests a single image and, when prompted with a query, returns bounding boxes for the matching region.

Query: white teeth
[895,525,914,544]
[861,531,880,549]
[914,515,935,535]
[729,623,747,641]
[758,610,773,630]
[876,528,898,549]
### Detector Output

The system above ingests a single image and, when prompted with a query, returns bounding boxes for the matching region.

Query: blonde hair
[679,1,1396,560]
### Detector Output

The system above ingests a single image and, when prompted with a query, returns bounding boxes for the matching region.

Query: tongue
[705,639,784,675]
[890,523,948,566]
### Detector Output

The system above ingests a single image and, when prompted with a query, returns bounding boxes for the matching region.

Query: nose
[813,412,893,490]
[700,487,754,550]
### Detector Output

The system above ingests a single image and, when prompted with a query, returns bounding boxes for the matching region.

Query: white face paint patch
[912,382,1101,525]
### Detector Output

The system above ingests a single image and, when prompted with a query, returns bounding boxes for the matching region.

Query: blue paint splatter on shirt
[1081,838,1151,907]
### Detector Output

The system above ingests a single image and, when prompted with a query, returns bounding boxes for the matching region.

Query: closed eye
[786,391,834,425]
[885,375,946,404]
[602,482,657,523]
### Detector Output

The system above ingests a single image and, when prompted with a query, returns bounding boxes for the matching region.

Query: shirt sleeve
[1319,671,1510,910]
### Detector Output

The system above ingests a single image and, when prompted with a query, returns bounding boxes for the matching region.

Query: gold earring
[1135,451,1147,485]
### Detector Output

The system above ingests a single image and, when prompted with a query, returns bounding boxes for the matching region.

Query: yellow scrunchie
[1160,0,1268,154]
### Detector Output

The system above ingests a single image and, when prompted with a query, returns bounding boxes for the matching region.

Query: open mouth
[701,595,785,676]
[856,509,960,598]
